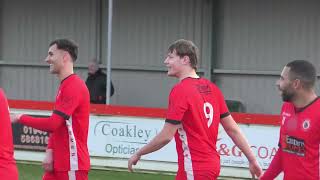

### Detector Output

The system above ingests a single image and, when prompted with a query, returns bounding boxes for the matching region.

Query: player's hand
[10,114,22,123]
[258,172,265,180]
[42,149,54,172]
[128,153,141,172]
[249,160,262,179]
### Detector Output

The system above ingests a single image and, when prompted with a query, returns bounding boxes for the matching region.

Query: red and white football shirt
[262,98,320,179]
[166,77,229,178]
[20,74,90,171]
[0,88,18,179]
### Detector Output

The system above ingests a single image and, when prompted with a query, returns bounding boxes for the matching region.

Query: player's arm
[220,115,262,178]
[128,121,180,172]
[260,146,283,179]
[12,111,66,132]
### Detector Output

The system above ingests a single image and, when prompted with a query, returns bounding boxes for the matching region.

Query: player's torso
[280,99,320,179]
[175,78,222,171]
[53,75,90,171]
[0,89,15,165]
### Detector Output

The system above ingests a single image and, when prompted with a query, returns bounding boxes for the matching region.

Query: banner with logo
[88,116,177,162]
[88,115,280,169]
[217,125,279,169]
[11,109,279,169]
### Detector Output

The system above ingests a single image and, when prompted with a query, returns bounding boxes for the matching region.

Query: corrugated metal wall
[107,0,212,70]
[102,0,213,107]
[1,0,98,64]
[215,0,320,113]
[2,0,319,113]
[0,0,99,101]
[0,0,213,108]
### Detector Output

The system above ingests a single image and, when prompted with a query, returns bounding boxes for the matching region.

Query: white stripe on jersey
[66,118,79,170]
[68,171,76,180]
[178,127,194,180]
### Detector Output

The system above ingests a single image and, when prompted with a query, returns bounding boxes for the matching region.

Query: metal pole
[106,0,113,105]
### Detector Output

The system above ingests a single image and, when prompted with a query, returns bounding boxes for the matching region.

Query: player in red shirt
[128,39,262,179]
[0,89,18,180]
[11,39,90,180]
[261,60,320,180]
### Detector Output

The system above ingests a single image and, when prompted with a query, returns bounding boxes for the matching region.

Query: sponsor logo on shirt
[196,85,211,94]
[282,135,305,156]
[281,112,291,125]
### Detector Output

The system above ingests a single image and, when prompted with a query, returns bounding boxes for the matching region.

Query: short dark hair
[49,39,78,61]
[168,39,199,70]
[286,60,317,89]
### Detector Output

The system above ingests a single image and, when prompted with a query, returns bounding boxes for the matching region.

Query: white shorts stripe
[68,171,76,180]
[178,127,194,180]
[66,118,79,170]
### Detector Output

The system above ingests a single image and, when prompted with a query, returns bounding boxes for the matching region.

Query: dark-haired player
[11,39,90,180]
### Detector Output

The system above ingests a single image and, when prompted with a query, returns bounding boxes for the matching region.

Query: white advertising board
[217,125,279,169]
[88,115,177,162]
[89,115,279,169]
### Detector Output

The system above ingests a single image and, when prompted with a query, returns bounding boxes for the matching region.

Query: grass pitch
[17,163,174,180]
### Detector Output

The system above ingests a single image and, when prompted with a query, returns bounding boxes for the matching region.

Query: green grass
[18,163,174,180]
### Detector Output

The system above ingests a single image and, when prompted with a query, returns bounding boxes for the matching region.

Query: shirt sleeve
[47,134,53,149]
[165,86,188,123]
[19,113,65,132]
[261,110,284,180]
[54,83,80,118]
[214,85,230,118]
[260,148,283,179]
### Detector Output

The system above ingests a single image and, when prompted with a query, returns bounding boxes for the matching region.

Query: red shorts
[43,170,88,180]
[0,164,18,180]
[176,170,219,180]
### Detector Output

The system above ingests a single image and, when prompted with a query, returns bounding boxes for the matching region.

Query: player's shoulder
[281,102,292,108]
[0,88,4,97]
[62,74,87,90]
[0,88,7,101]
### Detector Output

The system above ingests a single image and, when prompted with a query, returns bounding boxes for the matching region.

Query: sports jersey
[0,88,18,180]
[166,77,230,178]
[262,97,320,180]
[20,74,90,171]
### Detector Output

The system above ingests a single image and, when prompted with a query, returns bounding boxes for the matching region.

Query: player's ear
[182,55,190,65]
[292,78,301,89]
[62,51,71,63]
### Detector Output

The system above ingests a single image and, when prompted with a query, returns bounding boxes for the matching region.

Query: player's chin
[167,71,175,77]
[49,68,57,74]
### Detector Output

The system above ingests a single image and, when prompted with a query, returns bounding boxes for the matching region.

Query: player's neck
[58,66,74,81]
[293,90,318,108]
[178,70,199,81]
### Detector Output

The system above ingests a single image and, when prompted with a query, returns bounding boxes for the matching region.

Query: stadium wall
[214,0,320,113]
[10,100,283,179]
[0,0,320,115]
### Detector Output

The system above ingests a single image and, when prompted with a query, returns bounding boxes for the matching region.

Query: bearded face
[276,67,296,102]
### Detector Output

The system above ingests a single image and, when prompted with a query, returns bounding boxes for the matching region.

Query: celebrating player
[11,39,90,180]
[260,60,320,179]
[128,39,262,179]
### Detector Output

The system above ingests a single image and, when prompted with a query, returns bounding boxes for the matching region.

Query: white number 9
[203,102,214,127]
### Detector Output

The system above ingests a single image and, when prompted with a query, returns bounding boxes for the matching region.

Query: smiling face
[276,66,296,102]
[45,44,65,74]
[163,50,185,78]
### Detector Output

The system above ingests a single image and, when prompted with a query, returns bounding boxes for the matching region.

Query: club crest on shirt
[302,119,310,130]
